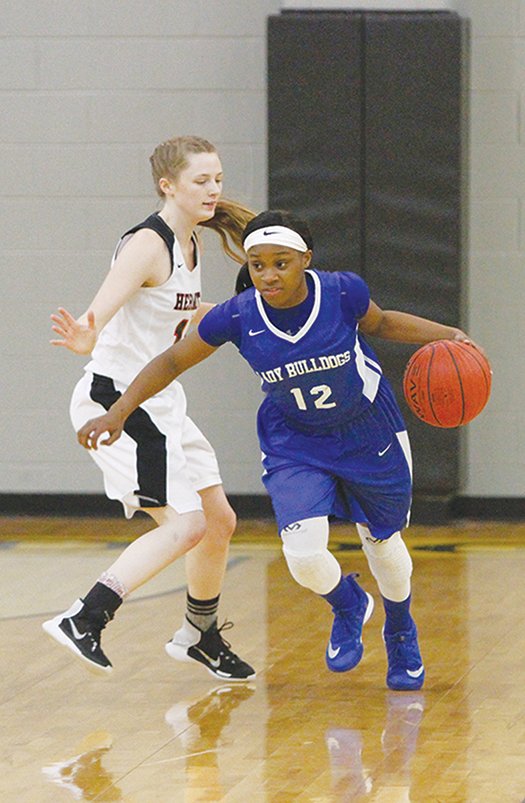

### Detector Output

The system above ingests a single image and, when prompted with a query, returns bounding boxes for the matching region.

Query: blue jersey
[199,269,411,538]
[199,269,402,434]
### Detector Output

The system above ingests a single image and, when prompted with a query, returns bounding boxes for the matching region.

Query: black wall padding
[267,13,363,272]
[268,10,465,495]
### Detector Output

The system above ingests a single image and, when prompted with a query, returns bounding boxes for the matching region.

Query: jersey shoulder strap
[122,213,175,270]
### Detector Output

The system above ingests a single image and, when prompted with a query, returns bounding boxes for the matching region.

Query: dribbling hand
[77,409,125,450]
[452,330,486,358]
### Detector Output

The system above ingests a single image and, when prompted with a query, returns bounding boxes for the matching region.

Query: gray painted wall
[1,1,522,501]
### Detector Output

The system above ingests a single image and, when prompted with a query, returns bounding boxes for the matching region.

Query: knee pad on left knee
[281,517,341,595]
[357,526,412,601]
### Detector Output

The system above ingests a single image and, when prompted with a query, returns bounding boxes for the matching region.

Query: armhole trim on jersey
[190,232,200,273]
[117,213,176,273]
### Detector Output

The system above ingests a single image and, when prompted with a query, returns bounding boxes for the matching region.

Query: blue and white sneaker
[383,622,425,690]
[326,576,374,673]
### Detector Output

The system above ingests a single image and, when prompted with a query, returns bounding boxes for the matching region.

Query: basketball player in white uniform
[43,136,256,682]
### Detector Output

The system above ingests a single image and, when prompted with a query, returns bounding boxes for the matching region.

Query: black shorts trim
[90,374,167,508]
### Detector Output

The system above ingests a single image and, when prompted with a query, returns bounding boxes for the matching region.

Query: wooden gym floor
[1,516,525,802]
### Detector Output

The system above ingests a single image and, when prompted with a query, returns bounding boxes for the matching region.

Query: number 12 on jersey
[290,385,336,410]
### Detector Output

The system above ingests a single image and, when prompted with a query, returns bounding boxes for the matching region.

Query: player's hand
[50,307,97,354]
[77,409,125,450]
[452,330,487,358]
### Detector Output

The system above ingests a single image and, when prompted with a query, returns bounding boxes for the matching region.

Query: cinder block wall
[452,0,525,497]
[1,0,522,504]
[2,0,279,498]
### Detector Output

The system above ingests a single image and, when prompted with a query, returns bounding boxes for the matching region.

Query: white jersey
[86,213,202,386]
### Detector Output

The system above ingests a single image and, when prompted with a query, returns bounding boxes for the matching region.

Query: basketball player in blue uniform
[75,210,480,691]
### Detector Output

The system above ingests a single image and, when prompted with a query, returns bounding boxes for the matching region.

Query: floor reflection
[325,693,425,801]
[42,729,123,801]
[164,683,256,798]
[326,726,373,797]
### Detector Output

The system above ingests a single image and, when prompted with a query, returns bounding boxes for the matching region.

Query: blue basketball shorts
[258,399,413,540]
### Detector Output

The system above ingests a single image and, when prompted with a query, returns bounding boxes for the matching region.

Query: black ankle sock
[186,592,220,632]
[82,582,123,623]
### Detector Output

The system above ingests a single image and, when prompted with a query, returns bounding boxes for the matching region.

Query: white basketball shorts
[70,371,222,518]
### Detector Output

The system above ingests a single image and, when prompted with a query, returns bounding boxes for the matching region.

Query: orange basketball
[403,340,492,428]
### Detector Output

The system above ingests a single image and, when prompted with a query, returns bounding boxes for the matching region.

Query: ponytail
[199,198,257,264]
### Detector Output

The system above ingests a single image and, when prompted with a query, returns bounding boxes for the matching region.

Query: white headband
[243,225,309,253]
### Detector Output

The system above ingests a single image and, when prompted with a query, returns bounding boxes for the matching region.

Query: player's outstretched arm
[77,330,217,450]
[51,229,172,355]
[358,300,477,348]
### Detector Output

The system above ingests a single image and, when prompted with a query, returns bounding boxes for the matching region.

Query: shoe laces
[78,618,102,641]
[101,609,114,626]
[75,610,112,643]
[384,628,419,661]
[331,612,360,643]
[206,621,242,664]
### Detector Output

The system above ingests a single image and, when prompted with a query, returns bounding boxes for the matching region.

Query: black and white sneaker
[42,599,113,676]
[165,618,256,682]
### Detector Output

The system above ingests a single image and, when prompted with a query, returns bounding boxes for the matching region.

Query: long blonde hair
[150,135,256,264]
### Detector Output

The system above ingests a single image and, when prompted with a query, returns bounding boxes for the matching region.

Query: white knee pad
[281,517,341,594]
[357,524,412,602]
